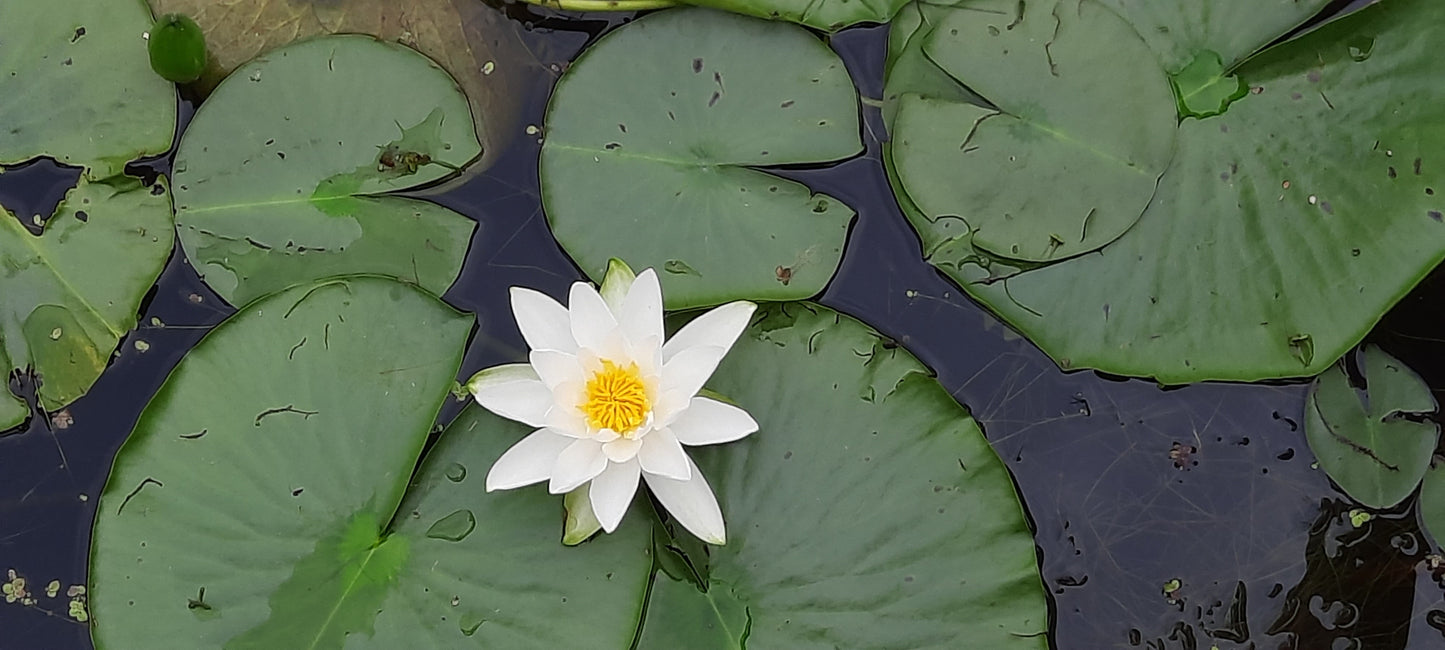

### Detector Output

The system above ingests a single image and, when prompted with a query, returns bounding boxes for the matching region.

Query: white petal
[635,339,662,378]
[602,436,643,463]
[598,259,637,313]
[589,460,641,533]
[552,379,586,410]
[511,287,577,353]
[468,364,553,427]
[544,400,589,437]
[638,428,691,480]
[545,425,587,440]
[595,429,621,443]
[530,350,583,390]
[670,397,758,446]
[549,439,607,493]
[619,269,664,349]
[661,345,728,402]
[486,429,572,491]
[661,301,756,364]
[645,456,726,545]
[568,281,619,352]
[652,389,693,426]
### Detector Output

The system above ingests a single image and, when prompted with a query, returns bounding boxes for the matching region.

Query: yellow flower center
[583,360,650,435]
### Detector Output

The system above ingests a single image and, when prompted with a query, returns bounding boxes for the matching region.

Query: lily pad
[888,0,1177,262]
[1,178,174,430]
[1304,346,1438,509]
[638,303,1048,648]
[541,8,861,309]
[90,277,655,647]
[682,0,908,31]
[1419,462,1445,548]
[149,0,528,168]
[0,0,176,179]
[885,0,1445,382]
[173,35,480,307]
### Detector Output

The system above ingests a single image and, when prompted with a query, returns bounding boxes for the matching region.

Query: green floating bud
[148,13,208,84]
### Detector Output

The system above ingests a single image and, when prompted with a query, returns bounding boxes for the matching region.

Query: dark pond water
[1,1,1438,648]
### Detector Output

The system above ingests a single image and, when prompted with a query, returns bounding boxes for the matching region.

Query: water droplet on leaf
[1347,36,1375,62]
[425,509,476,542]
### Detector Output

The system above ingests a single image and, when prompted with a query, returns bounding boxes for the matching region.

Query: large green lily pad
[1304,346,1438,509]
[0,0,176,179]
[889,0,1176,262]
[541,8,861,309]
[1,178,173,431]
[681,0,908,31]
[886,0,1445,382]
[638,303,1048,648]
[90,277,654,647]
[174,35,479,307]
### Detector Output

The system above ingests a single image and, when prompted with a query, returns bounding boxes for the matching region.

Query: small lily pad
[149,0,529,169]
[888,0,1177,262]
[1304,346,1439,509]
[541,8,861,309]
[1,179,173,430]
[173,35,480,306]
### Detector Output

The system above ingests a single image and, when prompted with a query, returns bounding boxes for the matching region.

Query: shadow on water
[1,0,1440,648]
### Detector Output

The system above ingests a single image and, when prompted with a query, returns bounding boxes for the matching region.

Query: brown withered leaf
[148,0,529,167]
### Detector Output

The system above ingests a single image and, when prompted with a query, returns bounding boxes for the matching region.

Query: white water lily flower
[468,263,758,544]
